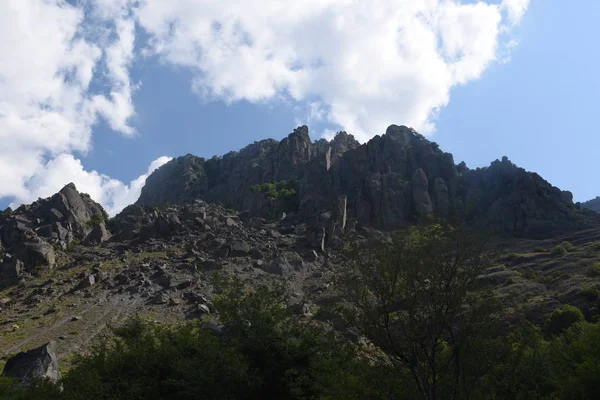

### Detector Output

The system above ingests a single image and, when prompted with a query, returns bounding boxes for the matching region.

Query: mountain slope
[2,124,600,376]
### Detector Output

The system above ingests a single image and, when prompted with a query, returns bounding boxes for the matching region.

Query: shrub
[581,285,600,300]
[505,253,521,261]
[533,247,546,253]
[587,262,600,277]
[84,214,106,230]
[551,241,575,257]
[545,304,584,336]
[251,178,298,211]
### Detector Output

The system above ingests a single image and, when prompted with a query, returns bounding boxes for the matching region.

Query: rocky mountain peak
[384,124,419,144]
[0,184,109,288]
[329,131,360,153]
[134,124,597,238]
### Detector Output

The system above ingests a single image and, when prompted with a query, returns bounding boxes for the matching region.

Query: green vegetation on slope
[250,178,298,211]
[3,220,600,399]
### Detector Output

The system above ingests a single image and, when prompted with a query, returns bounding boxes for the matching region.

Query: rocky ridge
[582,196,600,213]
[0,184,109,288]
[138,125,595,238]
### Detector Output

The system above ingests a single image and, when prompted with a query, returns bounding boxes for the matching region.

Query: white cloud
[0,0,138,211]
[501,0,531,26]
[10,155,172,216]
[1,0,531,215]
[136,0,530,141]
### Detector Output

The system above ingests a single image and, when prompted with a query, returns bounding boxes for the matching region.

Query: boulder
[230,240,251,256]
[84,222,111,244]
[0,259,23,288]
[2,341,61,387]
[262,256,292,275]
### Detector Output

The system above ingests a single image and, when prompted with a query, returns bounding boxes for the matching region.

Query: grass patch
[66,238,81,252]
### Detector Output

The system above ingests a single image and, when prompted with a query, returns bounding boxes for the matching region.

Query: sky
[0,0,598,216]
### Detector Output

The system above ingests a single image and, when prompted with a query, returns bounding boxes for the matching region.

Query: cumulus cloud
[0,0,143,213]
[502,0,531,26]
[10,155,172,216]
[136,0,530,141]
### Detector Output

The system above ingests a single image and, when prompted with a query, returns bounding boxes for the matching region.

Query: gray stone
[197,304,211,314]
[2,341,61,387]
[74,275,95,291]
[230,240,251,256]
[84,222,111,244]
[151,292,169,305]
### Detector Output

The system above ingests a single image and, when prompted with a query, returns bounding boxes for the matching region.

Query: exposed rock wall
[136,125,593,238]
[0,184,108,288]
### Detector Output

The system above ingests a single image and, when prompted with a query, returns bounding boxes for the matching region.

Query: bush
[587,262,600,277]
[506,252,521,261]
[581,285,600,300]
[533,247,546,253]
[84,214,106,230]
[250,179,298,211]
[545,304,584,336]
[551,241,575,257]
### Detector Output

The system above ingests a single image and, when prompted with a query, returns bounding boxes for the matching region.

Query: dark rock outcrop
[135,125,595,238]
[0,184,110,288]
[2,341,61,387]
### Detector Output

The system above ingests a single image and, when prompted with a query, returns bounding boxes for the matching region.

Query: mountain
[582,196,600,213]
[2,124,600,384]
[138,124,596,238]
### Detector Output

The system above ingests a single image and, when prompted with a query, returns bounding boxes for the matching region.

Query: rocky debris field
[0,187,344,371]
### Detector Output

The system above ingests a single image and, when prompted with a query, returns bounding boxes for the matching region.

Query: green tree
[213,276,403,399]
[547,321,600,399]
[339,220,499,400]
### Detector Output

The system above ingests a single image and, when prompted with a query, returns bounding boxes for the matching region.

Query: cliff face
[136,125,593,237]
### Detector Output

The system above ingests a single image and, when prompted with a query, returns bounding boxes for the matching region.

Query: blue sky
[1,0,598,214]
